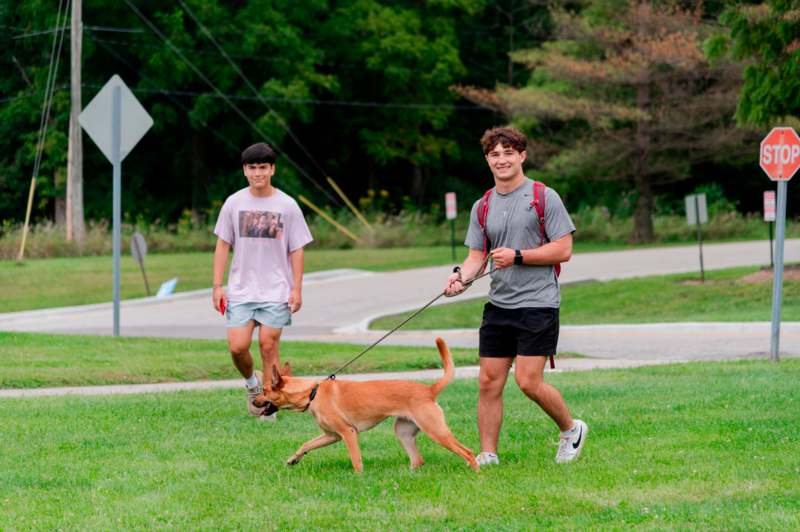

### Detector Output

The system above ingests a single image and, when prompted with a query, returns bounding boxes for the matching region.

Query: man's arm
[490,233,573,269]
[212,238,230,311]
[443,248,487,296]
[288,247,304,313]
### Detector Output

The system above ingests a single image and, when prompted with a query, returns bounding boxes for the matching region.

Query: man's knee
[515,373,545,400]
[229,342,250,359]
[259,336,278,356]
[479,371,506,398]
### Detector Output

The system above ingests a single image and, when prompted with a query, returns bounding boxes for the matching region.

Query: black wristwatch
[514,249,523,265]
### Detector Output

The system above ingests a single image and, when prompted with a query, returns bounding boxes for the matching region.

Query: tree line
[1,0,798,244]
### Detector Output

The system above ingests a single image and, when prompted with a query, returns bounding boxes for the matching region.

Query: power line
[12,25,143,39]
[88,35,241,154]
[32,0,70,181]
[18,0,70,261]
[120,0,342,207]
[178,0,333,181]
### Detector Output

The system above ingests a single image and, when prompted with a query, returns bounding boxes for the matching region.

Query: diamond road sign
[79,74,152,163]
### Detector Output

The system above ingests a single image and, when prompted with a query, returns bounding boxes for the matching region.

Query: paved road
[1,239,798,359]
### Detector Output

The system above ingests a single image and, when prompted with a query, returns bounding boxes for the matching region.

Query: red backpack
[476,180,562,277]
[477,179,560,369]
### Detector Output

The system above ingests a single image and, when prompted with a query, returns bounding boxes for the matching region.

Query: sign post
[445,192,457,261]
[764,190,776,268]
[130,231,150,296]
[80,75,153,336]
[759,127,799,362]
[684,193,708,283]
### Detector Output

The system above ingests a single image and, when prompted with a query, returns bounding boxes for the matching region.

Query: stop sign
[760,127,800,181]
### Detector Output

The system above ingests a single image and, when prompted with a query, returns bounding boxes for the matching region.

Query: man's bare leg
[514,355,574,431]
[478,357,514,453]
[227,321,257,378]
[258,325,282,375]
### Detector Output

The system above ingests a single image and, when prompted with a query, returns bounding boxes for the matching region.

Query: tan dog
[254,338,478,473]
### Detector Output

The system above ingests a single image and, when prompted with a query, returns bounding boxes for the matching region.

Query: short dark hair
[241,143,277,165]
[480,127,527,154]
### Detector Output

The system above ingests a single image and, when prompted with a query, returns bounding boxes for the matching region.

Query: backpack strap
[476,188,493,257]
[531,180,561,278]
[533,180,559,369]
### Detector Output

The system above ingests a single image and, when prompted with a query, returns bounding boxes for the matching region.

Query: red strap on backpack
[476,180,560,369]
[531,181,561,277]
[476,181,561,277]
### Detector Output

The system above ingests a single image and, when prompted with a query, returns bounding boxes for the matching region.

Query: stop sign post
[764,191,776,268]
[759,127,798,362]
[445,192,457,260]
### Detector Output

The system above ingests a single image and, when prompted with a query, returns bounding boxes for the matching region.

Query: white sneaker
[246,370,266,417]
[556,420,588,463]
[258,411,277,423]
[476,451,500,467]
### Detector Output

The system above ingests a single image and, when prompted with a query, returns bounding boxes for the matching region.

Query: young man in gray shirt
[444,127,588,466]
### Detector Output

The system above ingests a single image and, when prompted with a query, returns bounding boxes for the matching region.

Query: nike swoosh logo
[572,426,583,449]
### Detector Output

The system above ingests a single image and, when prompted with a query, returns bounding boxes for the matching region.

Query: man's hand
[289,288,302,313]
[491,247,516,269]
[212,286,226,312]
[444,272,465,296]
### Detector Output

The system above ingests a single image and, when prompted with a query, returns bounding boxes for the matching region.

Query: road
[1,239,798,359]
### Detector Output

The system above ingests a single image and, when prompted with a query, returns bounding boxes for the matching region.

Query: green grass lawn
[1,359,798,529]
[0,332,482,389]
[0,240,714,313]
[370,266,800,329]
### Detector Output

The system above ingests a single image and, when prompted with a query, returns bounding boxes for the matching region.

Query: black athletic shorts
[479,302,559,357]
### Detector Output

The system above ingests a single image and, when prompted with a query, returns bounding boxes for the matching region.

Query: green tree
[461,1,753,242]
[707,0,800,127]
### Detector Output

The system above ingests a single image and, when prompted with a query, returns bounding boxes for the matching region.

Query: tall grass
[1,208,797,260]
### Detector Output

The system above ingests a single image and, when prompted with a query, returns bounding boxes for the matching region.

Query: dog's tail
[430,337,454,397]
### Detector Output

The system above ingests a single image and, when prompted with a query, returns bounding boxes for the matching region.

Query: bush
[1,208,796,260]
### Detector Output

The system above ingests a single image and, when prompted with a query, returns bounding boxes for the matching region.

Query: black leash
[326,257,494,381]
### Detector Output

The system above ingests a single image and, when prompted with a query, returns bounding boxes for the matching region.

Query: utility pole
[67,0,84,244]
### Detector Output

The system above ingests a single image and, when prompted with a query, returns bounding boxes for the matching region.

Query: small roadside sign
[445,192,458,260]
[445,192,457,220]
[685,193,707,282]
[685,193,708,225]
[763,191,776,222]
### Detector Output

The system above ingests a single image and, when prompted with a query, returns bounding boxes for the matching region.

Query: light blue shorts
[226,301,292,329]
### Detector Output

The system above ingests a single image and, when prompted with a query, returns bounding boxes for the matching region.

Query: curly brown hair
[479,127,527,155]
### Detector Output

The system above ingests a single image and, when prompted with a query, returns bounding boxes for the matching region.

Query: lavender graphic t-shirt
[214,187,313,303]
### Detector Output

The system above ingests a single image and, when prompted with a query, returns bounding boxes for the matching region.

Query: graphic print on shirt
[238,210,284,239]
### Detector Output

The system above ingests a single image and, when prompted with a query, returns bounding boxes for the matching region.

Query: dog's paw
[286,455,301,466]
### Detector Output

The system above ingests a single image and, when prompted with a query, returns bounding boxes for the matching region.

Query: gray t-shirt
[465,177,575,309]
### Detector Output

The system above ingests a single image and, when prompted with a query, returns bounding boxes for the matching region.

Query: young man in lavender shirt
[212,143,313,421]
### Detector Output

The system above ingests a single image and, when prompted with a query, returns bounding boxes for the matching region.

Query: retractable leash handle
[445,255,492,298]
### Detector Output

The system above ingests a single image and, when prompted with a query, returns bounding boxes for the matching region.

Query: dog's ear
[271,364,284,389]
[281,362,292,376]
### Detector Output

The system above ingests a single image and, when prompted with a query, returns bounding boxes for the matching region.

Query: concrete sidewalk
[0,356,687,399]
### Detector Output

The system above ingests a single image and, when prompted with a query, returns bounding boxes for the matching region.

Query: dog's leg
[394,417,424,469]
[339,427,363,473]
[287,432,340,466]
[413,404,479,472]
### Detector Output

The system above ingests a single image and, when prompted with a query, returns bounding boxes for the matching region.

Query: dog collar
[302,383,320,412]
